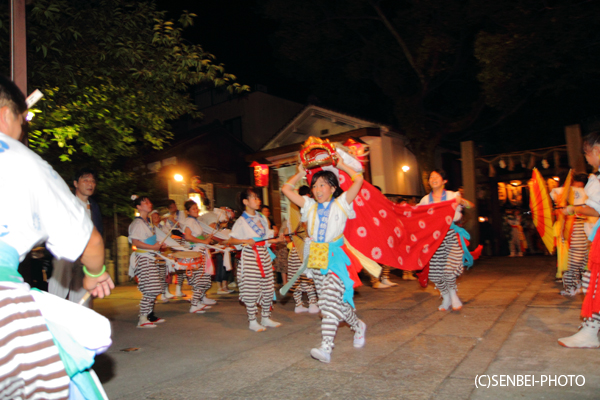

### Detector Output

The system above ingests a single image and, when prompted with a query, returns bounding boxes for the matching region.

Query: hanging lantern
[542,159,549,169]
[499,158,507,169]
[250,161,269,187]
[497,182,507,206]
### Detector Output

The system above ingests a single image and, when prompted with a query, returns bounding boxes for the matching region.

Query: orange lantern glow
[250,161,269,187]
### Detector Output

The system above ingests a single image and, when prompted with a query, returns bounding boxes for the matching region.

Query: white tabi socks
[439,293,452,311]
[558,319,600,348]
[449,288,463,311]
[261,317,282,328]
[249,320,266,332]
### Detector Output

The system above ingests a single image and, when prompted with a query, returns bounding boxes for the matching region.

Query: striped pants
[157,259,168,292]
[287,247,317,307]
[238,246,274,321]
[177,268,211,306]
[311,270,360,348]
[429,229,463,295]
[0,284,70,400]
[134,254,162,316]
[563,221,588,292]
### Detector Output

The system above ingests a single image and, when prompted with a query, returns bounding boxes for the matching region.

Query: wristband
[283,182,295,189]
[567,206,575,216]
[350,172,363,182]
[83,265,106,278]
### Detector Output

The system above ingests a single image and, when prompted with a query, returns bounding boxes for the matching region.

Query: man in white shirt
[49,168,103,307]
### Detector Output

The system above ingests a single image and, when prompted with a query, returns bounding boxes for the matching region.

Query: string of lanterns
[477,146,567,177]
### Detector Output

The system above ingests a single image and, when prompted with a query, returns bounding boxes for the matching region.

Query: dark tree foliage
[0,0,249,214]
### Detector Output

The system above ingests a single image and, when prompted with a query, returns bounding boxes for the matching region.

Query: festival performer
[282,160,367,364]
[418,169,474,312]
[129,196,168,328]
[229,189,282,332]
[295,137,457,296]
[506,210,526,257]
[150,210,175,302]
[164,199,187,230]
[0,75,113,398]
[558,133,600,348]
[551,174,590,296]
[181,199,217,313]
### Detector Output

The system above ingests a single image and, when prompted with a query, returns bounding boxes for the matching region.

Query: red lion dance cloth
[300,137,459,289]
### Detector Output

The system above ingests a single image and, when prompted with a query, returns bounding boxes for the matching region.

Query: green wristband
[83,265,106,278]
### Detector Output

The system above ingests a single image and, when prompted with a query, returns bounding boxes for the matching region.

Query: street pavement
[93,256,599,399]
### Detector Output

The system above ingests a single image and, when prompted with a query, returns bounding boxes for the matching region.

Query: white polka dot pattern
[371,247,382,260]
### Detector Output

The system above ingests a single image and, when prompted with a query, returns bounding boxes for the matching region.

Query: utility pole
[11,0,27,144]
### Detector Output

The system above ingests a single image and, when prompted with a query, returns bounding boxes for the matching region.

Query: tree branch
[370,1,425,88]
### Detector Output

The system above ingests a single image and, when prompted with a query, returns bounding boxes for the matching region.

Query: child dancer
[418,170,474,311]
[182,200,216,313]
[555,174,589,296]
[282,160,366,363]
[128,196,167,328]
[229,189,282,332]
[559,133,600,348]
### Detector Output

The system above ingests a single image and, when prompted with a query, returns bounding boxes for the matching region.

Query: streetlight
[402,165,410,172]
[174,174,183,182]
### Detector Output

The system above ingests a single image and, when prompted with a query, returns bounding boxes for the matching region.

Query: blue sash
[315,236,356,308]
[589,218,600,242]
[450,222,474,268]
[429,189,447,203]
[0,240,23,283]
[316,200,333,242]
[242,212,266,238]
[136,217,156,245]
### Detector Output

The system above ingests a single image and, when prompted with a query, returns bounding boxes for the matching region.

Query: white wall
[363,134,423,196]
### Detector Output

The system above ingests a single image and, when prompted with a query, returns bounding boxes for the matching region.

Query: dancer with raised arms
[282,159,366,363]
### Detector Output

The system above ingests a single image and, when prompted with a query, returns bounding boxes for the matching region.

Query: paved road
[93,256,599,399]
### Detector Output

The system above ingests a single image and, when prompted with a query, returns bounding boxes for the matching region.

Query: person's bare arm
[228,237,255,246]
[81,227,114,298]
[337,159,363,203]
[282,164,307,208]
[184,227,213,244]
[563,205,600,217]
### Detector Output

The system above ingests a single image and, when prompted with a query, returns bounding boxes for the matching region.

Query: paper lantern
[250,161,269,187]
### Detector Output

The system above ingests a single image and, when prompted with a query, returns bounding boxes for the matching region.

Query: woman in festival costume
[228,189,283,332]
[558,133,600,348]
[282,160,366,363]
[128,196,168,328]
[418,169,474,312]
[181,199,217,313]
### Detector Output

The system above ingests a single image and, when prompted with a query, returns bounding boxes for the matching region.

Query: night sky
[156,0,308,103]
[155,0,600,156]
